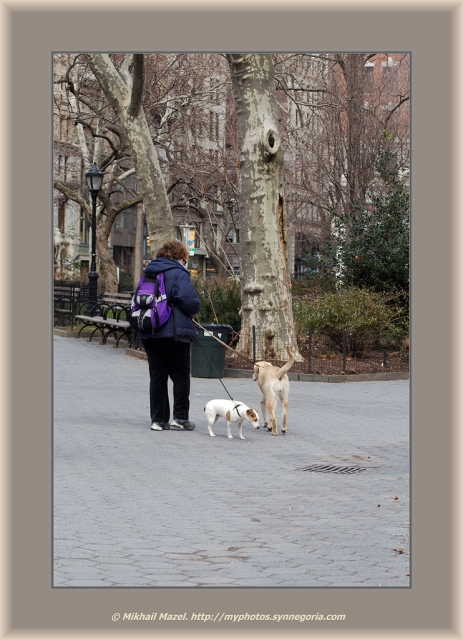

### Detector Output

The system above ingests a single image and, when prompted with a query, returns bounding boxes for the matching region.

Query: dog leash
[192,336,236,402]
[192,328,245,415]
[192,319,258,368]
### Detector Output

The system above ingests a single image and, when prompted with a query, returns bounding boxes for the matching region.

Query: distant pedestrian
[138,240,200,432]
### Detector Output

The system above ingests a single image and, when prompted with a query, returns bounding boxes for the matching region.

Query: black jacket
[137,257,200,342]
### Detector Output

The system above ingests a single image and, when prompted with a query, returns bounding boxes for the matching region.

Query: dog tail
[275,346,295,379]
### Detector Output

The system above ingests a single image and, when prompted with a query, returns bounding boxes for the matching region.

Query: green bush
[118,272,134,292]
[193,277,241,331]
[293,287,403,336]
[300,138,409,312]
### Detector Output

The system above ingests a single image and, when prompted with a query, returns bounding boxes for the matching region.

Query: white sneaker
[170,418,196,431]
[150,422,164,431]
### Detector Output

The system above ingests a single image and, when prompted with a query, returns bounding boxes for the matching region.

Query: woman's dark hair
[156,240,188,263]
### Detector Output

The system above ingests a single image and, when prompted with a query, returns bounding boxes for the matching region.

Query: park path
[54,336,410,587]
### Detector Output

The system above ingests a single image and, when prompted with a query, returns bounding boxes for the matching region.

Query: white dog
[204,399,260,440]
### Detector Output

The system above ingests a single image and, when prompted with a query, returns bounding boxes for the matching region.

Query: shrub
[118,272,134,292]
[293,287,402,336]
[193,277,242,331]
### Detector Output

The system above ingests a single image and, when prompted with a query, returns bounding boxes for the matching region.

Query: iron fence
[225,326,409,376]
[54,280,107,328]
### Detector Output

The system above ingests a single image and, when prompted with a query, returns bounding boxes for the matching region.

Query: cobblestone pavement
[54,336,410,588]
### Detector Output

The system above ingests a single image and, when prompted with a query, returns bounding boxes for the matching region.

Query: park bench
[54,283,82,329]
[74,292,133,347]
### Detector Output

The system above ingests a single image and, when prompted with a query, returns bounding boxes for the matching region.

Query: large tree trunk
[86,54,174,255]
[96,229,119,292]
[227,54,302,362]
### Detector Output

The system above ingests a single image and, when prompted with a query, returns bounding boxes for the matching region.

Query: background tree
[274,53,410,261]
[54,54,142,290]
[142,53,241,276]
[303,135,410,308]
[85,53,175,255]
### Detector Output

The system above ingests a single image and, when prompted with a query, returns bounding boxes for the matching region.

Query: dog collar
[233,402,243,417]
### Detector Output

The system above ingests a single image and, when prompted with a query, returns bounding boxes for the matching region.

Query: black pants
[142,338,191,424]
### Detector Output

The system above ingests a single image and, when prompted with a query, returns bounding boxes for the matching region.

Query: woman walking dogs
[138,240,200,432]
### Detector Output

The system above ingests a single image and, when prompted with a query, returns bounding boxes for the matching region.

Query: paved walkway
[54,336,410,587]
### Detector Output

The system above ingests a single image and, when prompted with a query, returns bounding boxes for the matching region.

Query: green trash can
[191,323,233,378]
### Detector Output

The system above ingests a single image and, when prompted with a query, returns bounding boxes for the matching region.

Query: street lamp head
[85,165,104,194]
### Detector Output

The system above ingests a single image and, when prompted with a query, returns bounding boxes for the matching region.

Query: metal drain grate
[298,463,368,475]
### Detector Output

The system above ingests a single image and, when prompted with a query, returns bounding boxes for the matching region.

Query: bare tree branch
[54,181,89,214]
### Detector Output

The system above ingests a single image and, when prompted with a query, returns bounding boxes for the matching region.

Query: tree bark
[96,228,119,292]
[133,202,144,284]
[335,53,381,213]
[227,54,302,361]
[86,54,174,255]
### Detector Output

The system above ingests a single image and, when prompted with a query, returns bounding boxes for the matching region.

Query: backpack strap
[169,271,180,342]
[133,273,145,299]
[152,274,161,331]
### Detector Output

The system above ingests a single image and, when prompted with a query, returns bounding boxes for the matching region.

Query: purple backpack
[130,272,172,334]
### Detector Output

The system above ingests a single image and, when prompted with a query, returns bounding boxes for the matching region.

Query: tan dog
[252,346,295,436]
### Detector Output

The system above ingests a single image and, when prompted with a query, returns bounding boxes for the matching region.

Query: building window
[79,207,88,244]
[194,223,202,249]
[210,77,219,102]
[233,265,240,278]
[227,228,240,244]
[382,64,397,90]
[57,110,71,142]
[57,154,68,181]
[115,210,136,229]
[364,62,375,94]
[206,258,217,278]
[113,246,134,271]
[211,223,219,247]
[58,199,66,233]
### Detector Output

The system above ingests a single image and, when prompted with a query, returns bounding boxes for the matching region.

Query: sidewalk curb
[56,334,409,383]
[125,347,409,383]
[54,328,94,338]
[223,369,409,382]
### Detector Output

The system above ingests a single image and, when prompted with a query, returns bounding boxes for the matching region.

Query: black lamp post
[85,165,104,304]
